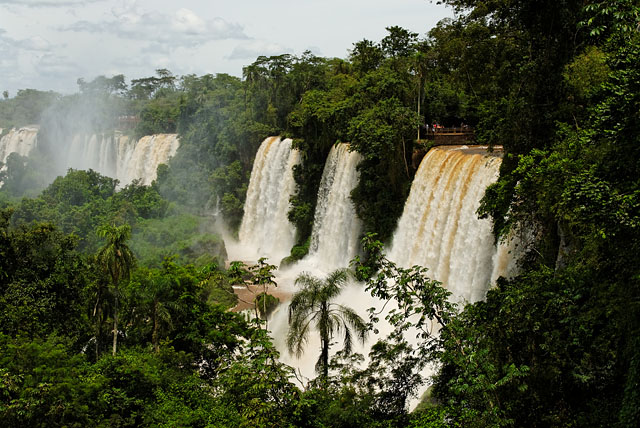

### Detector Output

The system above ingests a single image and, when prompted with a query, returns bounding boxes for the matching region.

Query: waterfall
[239,143,518,407]
[65,132,179,185]
[0,127,39,164]
[237,137,300,263]
[303,143,363,270]
[67,133,118,178]
[388,146,507,302]
[1,127,178,186]
[267,143,374,387]
[116,134,180,185]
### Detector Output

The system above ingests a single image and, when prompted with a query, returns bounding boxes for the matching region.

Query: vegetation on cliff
[1,0,639,426]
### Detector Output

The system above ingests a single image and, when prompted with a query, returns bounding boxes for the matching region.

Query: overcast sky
[0,0,453,96]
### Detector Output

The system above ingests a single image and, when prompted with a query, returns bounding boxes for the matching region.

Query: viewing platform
[417,127,476,146]
[412,129,503,168]
[117,115,140,130]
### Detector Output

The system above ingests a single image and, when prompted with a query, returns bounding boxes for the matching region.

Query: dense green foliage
[1,0,639,426]
[432,1,640,426]
[0,89,60,129]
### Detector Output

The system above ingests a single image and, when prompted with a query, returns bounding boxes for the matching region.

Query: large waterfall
[303,143,363,270]
[0,127,178,186]
[0,127,39,164]
[236,137,300,263]
[238,141,516,395]
[388,146,506,302]
[66,133,179,185]
[118,134,180,185]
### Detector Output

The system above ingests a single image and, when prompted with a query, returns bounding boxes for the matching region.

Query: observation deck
[417,127,476,146]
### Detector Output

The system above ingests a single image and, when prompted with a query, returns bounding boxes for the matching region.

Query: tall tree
[287,269,368,380]
[97,224,135,356]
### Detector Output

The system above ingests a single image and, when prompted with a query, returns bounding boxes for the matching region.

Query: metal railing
[424,127,474,135]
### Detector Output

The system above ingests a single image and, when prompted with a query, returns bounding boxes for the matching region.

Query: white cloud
[0,30,52,52]
[0,0,103,7]
[0,0,454,95]
[172,8,206,34]
[306,46,324,56]
[0,31,17,69]
[228,40,292,60]
[17,36,51,51]
[37,53,79,77]
[0,30,78,93]
[60,5,248,48]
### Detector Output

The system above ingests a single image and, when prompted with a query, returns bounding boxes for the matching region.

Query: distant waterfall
[0,127,38,163]
[116,134,180,185]
[66,133,179,185]
[67,133,121,178]
[1,127,178,185]
[237,137,300,263]
[304,143,363,270]
[388,146,507,302]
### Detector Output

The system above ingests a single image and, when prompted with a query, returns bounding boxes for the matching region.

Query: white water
[268,277,383,385]
[0,126,39,163]
[388,146,509,302]
[302,143,363,271]
[117,133,179,185]
[231,143,518,402]
[1,127,178,185]
[1,127,178,186]
[235,137,300,263]
[267,143,367,382]
[66,132,179,185]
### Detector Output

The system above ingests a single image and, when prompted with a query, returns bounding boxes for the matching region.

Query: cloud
[60,5,248,49]
[0,0,103,7]
[172,8,206,34]
[16,36,52,51]
[36,53,79,77]
[0,31,16,68]
[228,40,292,60]
[0,30,52,52]
[306,46,324,56]
[0,30,76,93]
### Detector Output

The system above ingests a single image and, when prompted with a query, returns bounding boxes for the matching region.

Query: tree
[213,326,300,427]
[249,257,277,325]
[287,268,368,380]
[97,223,135,356]
[350,39,384,74]
[129,264,179,353]
[0,212,89,342]
[0,335,92,426]
[381,26,418,59]
[77,74,127,95]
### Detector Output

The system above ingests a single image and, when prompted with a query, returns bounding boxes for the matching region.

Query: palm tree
[97,223,135,356]
[91,270,110,360]
[287,269,368,380]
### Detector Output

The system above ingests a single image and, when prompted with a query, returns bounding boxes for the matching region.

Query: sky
[0,0,453,96]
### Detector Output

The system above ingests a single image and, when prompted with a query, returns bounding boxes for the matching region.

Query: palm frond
[287,268,366,376]
[336,304,368,343]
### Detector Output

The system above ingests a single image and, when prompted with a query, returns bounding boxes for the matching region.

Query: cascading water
[388,145,508,302]
[66,132,179,185]
[67,133,120,178]
[236,137,300,263]
[0,126,39,163]
[267,143,374,385]
[1,127,178,186]
[116,134,180,185]
[235,142,517,398]
[302,143,363,270]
